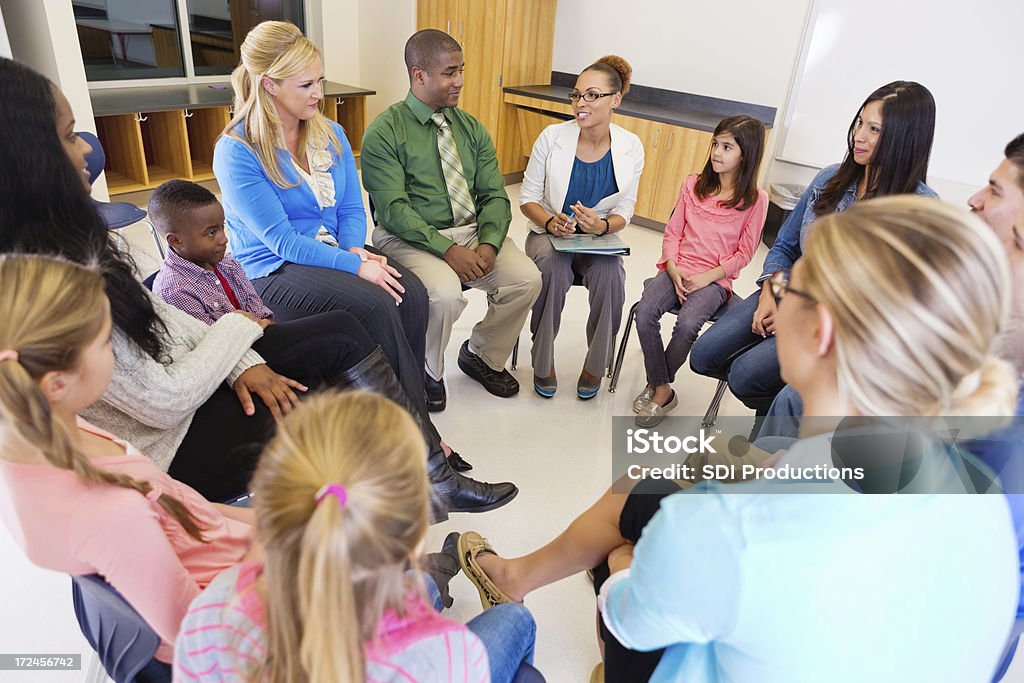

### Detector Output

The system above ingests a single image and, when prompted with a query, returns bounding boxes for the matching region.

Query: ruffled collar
[682,174,744,224]
[295,143,336,208]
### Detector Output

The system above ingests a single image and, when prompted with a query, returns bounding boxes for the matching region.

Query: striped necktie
[431,111,477,226]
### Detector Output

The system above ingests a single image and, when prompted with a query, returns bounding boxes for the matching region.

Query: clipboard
[547,233,630,256]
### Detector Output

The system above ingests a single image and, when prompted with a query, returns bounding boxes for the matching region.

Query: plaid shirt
[153,248,274,326]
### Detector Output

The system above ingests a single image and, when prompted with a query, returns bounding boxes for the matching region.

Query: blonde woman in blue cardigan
[519,56,644,399]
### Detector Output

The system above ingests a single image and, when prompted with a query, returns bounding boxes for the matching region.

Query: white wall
[553,0,815,189]
[314,0,361,84]
[357,0,415,121]
[552,0,812,112]
[0,5,10,58]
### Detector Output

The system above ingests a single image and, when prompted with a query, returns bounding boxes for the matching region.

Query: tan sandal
[457,531,515,610]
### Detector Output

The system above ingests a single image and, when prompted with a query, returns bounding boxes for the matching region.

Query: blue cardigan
[213,121,367,279]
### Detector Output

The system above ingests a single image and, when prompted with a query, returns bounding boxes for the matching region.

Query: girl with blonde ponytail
[0,254,255,664]
[176,391,540,683]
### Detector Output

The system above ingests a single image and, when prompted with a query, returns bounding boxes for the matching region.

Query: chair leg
[510,337,519,370]
[608,301,639,393]
[702,379,729,428]
[144,219,165,259]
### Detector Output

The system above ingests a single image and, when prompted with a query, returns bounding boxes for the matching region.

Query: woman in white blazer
[519,56,645,399]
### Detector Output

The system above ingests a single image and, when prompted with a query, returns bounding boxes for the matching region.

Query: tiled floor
[93,181,1024,682]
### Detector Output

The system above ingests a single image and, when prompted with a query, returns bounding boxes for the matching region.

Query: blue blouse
[561,150,618,220]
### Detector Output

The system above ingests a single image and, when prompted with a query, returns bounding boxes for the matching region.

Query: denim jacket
[758,164,939,282]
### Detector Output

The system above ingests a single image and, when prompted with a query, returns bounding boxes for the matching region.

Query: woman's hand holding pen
[571,202,603,234]
[546,211,576,237]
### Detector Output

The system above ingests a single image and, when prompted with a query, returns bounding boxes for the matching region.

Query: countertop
[503,83,774,132]
[90,80,376,116]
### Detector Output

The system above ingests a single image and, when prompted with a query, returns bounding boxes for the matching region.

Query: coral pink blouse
[657,174,768,294]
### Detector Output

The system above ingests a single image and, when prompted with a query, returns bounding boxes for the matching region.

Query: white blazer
[519,120,645,233]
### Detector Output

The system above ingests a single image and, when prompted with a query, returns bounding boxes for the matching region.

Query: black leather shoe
[423,532,461,609]
[447,450,473,472]
[457,341,519,397]
[428,446,518,518]
[425,374,447,412]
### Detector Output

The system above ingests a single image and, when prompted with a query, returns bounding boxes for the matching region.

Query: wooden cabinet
[95,107,231,195]
[92,83,372,197]
[613,115,713,223]
[417,0,558,174]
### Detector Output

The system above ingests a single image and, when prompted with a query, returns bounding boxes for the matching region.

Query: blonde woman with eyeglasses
[460,197,1020,683]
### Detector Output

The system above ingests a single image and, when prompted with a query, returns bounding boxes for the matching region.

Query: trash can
[763,183,804,248]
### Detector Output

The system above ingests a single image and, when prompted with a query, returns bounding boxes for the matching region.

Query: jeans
[168,311,375,501]
[251,253,430,409]
[752,384,803,452]
[635,271,726,387]
[424,576,537,683]
[688,291,784,414]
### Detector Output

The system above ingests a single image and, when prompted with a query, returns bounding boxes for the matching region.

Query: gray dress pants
[525,231,625,377]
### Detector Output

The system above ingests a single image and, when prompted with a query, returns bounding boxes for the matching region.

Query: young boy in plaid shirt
[150,180,275,325]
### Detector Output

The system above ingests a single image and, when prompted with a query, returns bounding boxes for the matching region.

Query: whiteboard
[778,0,1024,189]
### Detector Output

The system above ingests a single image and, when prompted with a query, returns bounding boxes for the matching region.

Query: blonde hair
[249,391,429,683]
[0,254,206,540]
[224,20,343,189]
[800,196,1019,417]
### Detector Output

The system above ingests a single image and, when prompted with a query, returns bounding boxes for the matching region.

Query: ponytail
[0,254,207,541]
[250,391,430,683]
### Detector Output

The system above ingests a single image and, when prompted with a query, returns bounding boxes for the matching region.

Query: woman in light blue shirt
[598,198,1019,682]
[461,198,1021,682]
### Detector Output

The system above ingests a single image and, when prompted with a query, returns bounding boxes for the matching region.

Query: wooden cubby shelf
[89,81,374,196]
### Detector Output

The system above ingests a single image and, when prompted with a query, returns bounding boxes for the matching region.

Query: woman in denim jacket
[689,81,938,415]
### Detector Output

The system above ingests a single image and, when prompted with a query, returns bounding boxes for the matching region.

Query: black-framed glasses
[568,90,617,103]
[769,271,817,305]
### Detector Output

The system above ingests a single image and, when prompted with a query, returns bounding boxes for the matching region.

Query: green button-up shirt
[361,90,512,257]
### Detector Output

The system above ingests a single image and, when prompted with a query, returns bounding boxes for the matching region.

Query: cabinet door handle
[336,98,345,106]
[652,129,660,149]
[459,21,464,41]
[446,19,451,34]
[182,109,193,118]
[135,113,148,123]
[667,132,674,151]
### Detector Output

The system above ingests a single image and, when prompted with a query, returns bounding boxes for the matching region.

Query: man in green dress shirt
[362,29,541,410]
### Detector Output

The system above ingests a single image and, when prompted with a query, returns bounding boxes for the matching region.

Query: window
[74,0,305,82]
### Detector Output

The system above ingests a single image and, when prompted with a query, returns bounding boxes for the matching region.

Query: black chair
[512,662,547,682]
[80,131,164,257]
[72,574,171,683]
[608,294,742,427]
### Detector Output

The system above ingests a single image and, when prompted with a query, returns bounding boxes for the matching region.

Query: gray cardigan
[80,292,265,471]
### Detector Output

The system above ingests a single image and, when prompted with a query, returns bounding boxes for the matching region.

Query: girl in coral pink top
[632,116,768,426]
[0,254,255,663]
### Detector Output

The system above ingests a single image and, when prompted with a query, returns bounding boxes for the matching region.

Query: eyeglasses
[769,271,817,305]
[567,90,617,103]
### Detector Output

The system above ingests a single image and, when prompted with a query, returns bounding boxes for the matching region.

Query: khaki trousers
[374,225,541,377]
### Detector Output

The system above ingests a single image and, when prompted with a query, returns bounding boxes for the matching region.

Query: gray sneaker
[632,385,655,413]
[635,391,678,427]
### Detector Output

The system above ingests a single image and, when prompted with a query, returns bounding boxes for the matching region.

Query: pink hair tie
[0,350,18,364]
[314,483,348,509]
